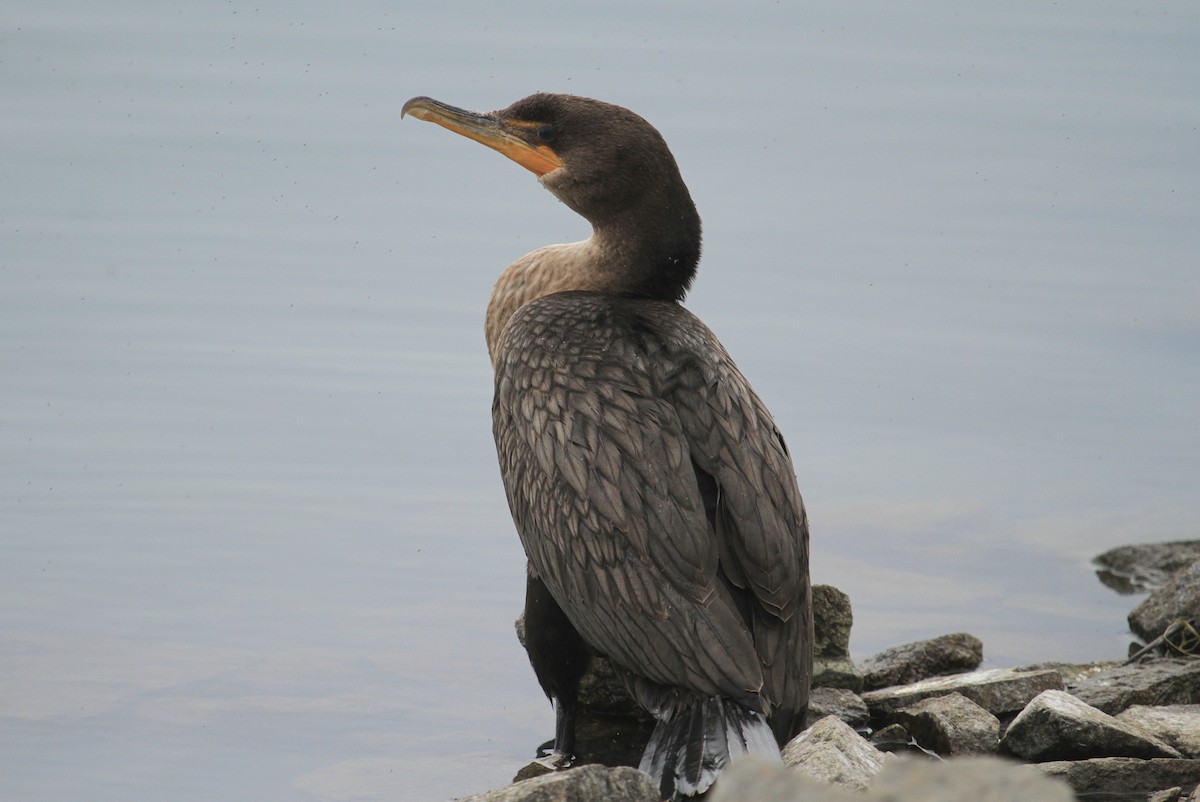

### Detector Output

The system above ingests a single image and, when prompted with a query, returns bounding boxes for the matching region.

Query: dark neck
[588,183,702,302]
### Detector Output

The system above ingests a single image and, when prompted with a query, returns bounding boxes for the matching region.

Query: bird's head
[403,93,701,300]
[402,93,689,228]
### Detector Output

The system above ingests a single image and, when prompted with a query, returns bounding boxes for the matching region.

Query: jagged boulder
[892,692,1000,755]
[782,714,887,791]
[1002,689,1181,761]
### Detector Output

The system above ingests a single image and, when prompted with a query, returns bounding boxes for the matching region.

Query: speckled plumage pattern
[493,291,811,774]
[404,91,812,798]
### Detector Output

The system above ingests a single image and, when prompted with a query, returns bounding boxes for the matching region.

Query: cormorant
[402,93,812,799]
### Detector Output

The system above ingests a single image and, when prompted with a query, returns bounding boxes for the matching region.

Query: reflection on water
[3,2,1199,800]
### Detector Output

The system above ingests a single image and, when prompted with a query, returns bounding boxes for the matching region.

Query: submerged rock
[860,632,983,691]
[1001,689,1181,761]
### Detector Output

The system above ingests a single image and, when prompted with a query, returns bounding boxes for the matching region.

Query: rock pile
[464,542,1200,801]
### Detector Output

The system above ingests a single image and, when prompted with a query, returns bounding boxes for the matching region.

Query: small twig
[1124,619,1199,665]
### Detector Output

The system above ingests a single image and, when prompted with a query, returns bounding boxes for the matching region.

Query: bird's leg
[551,691,577,760]
[522,569,591,764]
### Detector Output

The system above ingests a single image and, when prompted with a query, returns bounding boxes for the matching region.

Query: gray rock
[716,755,1075,802]
[862,667,1064,718]
[1095,540,1200,594]
[1147,787,1188,802]
[1116,705,1200,759]
[812,585,864,692]
[782,714,887,792]
[870,723,913,752]
[1019,660,1121,685]
[869,756,1075,802]
[808,686,870,729]
[1033,757,1200,799]
[1128,559,1200,643]
[1002,689,1181,761]
[576,655,645,718]
[892,692,999,756]
[708,757,861,802]
[1070,657,1200,715]
[860,633,984,691]
[456,765,657,802]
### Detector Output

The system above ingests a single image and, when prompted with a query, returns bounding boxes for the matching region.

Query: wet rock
[862,667,1064,718]
[812,584,864,692]
[1095,540,1200,594]
[870,755,1075,801]
[708,757,861,802]
[1128,559,1200,644]
[807,686,870,729]
[782,714,888,791]
[860,632,984,691]
[892,692,1000,756]
[1032,757,1200,800]
[1069,657,1200,715]
[1116,705,1200,759]
[1002,689,1181,761]
[458,764,657,802]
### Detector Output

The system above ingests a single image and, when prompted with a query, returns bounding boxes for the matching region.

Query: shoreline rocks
[465,541,1199,801]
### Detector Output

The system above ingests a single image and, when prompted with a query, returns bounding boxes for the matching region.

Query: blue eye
[536,124,555,142]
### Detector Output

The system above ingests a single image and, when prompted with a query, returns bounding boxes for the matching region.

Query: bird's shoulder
[493,290,722,387]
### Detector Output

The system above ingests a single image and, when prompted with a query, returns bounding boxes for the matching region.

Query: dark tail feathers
[638,696,781,799]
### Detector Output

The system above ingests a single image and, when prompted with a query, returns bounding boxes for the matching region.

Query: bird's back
[491,290,811,729]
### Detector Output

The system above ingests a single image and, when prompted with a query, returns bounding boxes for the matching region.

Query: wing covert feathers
[493,291,810,718]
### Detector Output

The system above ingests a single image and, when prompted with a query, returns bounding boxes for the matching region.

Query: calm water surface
[3,3,1199,800]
